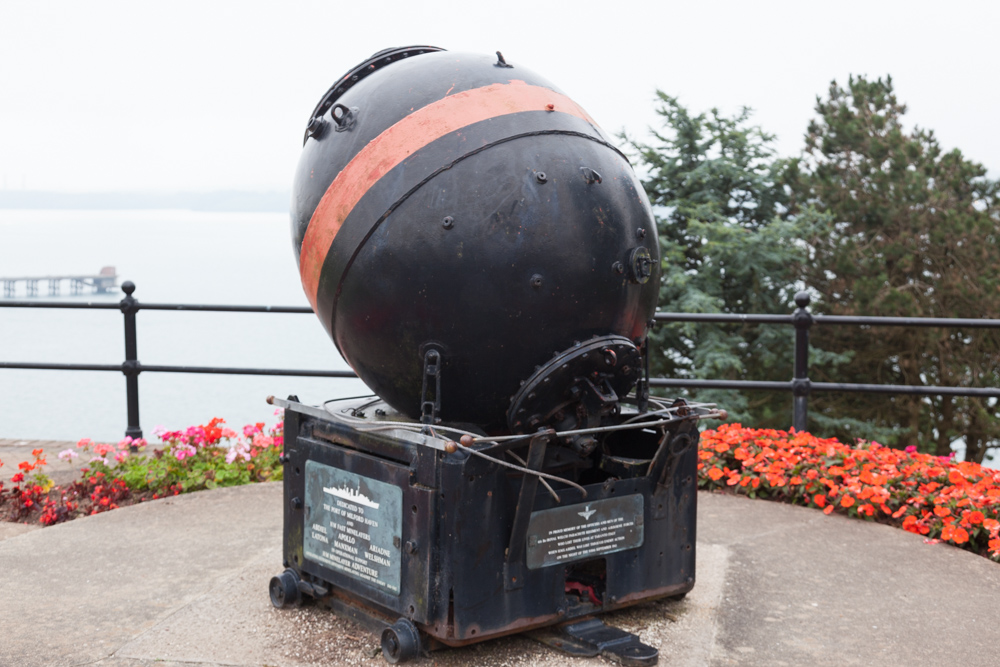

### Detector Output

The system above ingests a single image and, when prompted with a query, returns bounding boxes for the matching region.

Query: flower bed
[699,423,1000,560]
[0,415,284,526]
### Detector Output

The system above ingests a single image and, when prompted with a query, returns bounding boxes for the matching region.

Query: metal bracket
[636,337,650,414]
[528,617,658,666]
[504,430,550,591]
[791,377,812,397]
[420,348,442,428]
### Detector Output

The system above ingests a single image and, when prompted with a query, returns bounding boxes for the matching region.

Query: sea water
[0,209,367,442]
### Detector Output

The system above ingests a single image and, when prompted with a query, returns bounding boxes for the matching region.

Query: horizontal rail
[12,362,993,397]
[650,378,792,391]
[650,377,1000,397]
[653,312,793,324]
[0,362,122,372]
[6,300,1000,328]
[0,361,356,378]
[140,364,354,377]
[811,382,1000,397]
[0,300,313,314]
[0,301,121,309]
[655,312,1000,328]
[138,304,314,314]
[813,314,1000,329]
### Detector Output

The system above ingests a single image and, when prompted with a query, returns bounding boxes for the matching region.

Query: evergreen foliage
[789,76,1000,462]
[628,79,1000,464]
[623,94,827,425]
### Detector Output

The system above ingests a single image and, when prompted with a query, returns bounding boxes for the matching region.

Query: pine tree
[790,76,1000,461]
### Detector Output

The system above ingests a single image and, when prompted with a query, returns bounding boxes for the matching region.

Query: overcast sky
[1,0,997,194]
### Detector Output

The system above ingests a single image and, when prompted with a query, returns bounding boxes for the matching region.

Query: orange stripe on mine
[299,80,598,311]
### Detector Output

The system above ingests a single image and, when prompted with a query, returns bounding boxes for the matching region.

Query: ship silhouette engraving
[323,483,380,510]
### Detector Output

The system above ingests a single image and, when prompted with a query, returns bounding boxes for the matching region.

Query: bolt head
[535,172,547,183]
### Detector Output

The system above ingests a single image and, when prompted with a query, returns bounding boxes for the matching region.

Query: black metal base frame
[271,399,699,664]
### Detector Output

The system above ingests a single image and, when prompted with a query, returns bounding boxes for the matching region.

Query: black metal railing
[651,292,1000,430]
[0,281,355,439]
[3,284,1000,438]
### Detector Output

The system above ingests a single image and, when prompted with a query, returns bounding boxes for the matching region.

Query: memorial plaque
[526,494,644,570]
[303,461,402,595]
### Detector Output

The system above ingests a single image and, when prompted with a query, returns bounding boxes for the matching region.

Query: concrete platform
[1,483,998,666]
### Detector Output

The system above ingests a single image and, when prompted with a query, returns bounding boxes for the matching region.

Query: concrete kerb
[1,484,998,666]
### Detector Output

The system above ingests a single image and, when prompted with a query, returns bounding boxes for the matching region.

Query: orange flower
[934,506,951,518]
[968,511,985,525]
[813,494,827,508]
[707,467,724,481]
[840,495,855,508]
[823,505,834,515]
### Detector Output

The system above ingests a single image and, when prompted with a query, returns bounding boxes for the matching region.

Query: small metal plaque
[304,461,402,596]
[526,494,644,570]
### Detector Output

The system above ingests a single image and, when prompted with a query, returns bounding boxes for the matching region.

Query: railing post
[119,281,142,441]
[792,291,813,432]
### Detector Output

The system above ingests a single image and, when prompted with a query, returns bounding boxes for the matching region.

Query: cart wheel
[381,618,421,664]
[269,569,300,609]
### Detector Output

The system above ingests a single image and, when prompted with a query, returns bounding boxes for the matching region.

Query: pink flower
[93,443,115,457]
[114,451,129,463]
[76,438,94,450]
[225,443,251,464]
[58,449,79,462]
[152,425,167,438]
[904,445,917,454]
[254,435,275,448]
[118,436,134,450]
[221,428,238,440]
[174,445,197,461]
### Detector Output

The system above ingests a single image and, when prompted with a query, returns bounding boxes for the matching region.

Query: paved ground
[1,483,999,667]
[0,438,88,487]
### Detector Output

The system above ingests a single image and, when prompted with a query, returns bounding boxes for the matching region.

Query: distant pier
[1,266,117,297]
